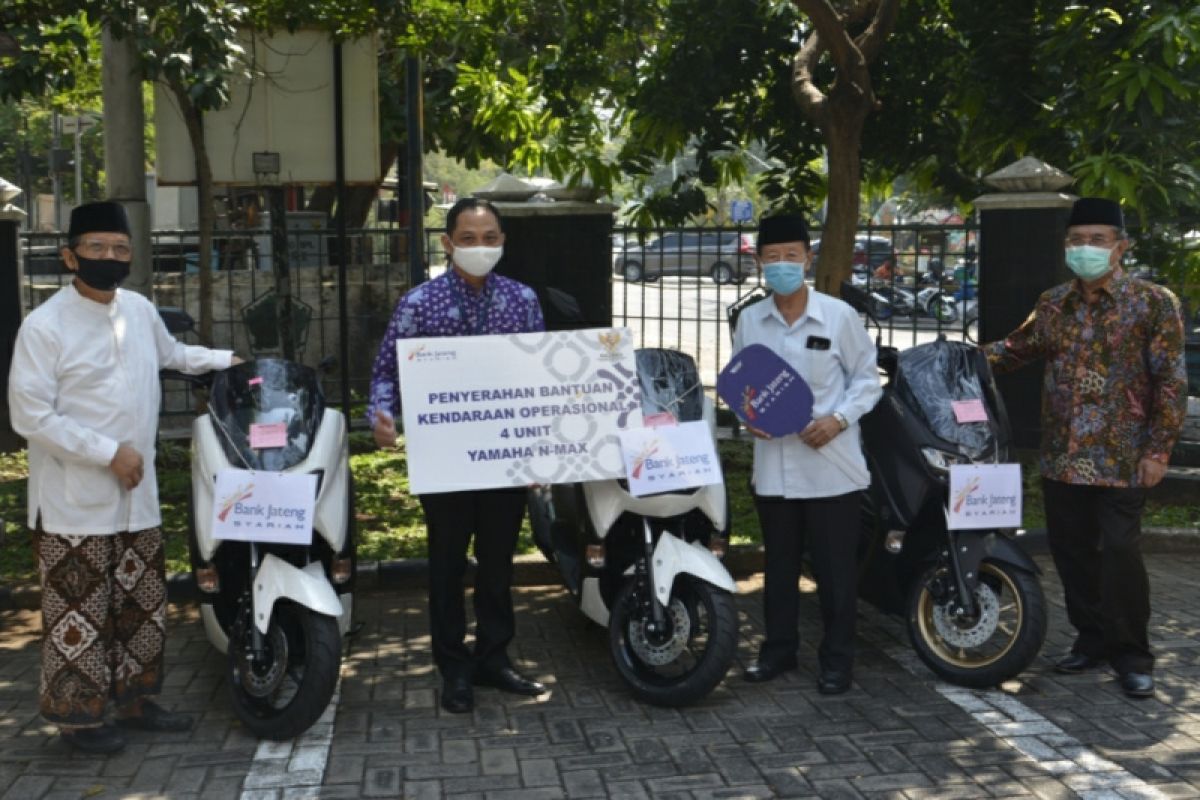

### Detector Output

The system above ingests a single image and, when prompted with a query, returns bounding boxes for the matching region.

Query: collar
[765,286,824,327]
[1064,268,1128,307]
[66,282,119,314]
[446,266,494,296]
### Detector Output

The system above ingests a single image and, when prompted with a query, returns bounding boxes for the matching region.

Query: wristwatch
[832,412,849,431]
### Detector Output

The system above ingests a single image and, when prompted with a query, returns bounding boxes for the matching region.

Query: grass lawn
[1,436,1195,584]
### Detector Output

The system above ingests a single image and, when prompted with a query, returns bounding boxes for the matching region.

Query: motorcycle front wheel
[228,599,342,740]
[908,559,1046,688]
[609,574,737,707]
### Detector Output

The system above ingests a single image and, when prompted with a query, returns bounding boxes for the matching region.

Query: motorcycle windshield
[208,359,325,471]
[893,340,998,461]
[635,349,704,423]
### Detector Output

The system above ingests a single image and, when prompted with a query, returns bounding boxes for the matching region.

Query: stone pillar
[972,157,1075,450]
[0,178,28,451]
[102,28,152,298]
[489,201,616,330]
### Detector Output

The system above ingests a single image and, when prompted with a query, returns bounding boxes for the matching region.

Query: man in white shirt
[732,213,882,694]
[8,201,240,754]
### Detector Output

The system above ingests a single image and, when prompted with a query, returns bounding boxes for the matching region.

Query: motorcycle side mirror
[318,355,338,374]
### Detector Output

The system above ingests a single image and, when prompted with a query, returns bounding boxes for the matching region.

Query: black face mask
[73,254,131,291]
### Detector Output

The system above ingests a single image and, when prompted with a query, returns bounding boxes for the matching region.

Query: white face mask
[452,245,503,277]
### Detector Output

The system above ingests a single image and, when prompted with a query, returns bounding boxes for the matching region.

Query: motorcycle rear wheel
[908,559,1046,688]
[228,599,342,740]
[931,297,958,324]
[609,574,737,707]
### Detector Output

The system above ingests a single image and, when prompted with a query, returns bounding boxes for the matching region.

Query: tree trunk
[171,83,216,347]
[306,140,399,228]
[815,111,864,296]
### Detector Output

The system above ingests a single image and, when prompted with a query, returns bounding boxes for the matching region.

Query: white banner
[618,420,723,497]
[947,463,1023,530]
[397,328,643,494]
[211,469,317,545]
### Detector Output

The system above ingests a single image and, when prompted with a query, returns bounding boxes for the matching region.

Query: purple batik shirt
[367,268,545,425]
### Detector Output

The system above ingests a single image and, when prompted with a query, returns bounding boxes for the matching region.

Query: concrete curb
[1,526,1196,612]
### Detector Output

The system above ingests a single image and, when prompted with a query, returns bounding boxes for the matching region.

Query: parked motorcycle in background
[181,358,355,740]
[528,349,739,707]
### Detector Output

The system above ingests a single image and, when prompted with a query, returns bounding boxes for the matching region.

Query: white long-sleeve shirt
[8,284,233,535]
[732,288,882,499]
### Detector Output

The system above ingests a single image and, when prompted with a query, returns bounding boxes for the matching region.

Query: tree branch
[793,0,860,76]
[791,30,829,124]
[855,0,902,63]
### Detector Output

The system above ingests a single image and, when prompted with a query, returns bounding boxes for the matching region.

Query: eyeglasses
[1065,234,1119,248]
[76,240,133,260]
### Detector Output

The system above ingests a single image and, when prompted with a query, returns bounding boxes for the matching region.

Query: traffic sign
[61,113,100,135]
[730,199,753,223]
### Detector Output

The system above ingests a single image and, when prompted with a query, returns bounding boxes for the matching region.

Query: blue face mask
[762,261,807,295]
[1064,245,1114,281]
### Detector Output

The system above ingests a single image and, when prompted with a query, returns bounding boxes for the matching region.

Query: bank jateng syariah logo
[216,481,309,530]
[742,368,795,420]
[217,482,255,522]
[634,440,714,484]
[952,475,1018,519]
[407,343,458,363]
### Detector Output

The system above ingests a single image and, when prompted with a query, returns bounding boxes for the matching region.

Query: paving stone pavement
[0,553,1198,799]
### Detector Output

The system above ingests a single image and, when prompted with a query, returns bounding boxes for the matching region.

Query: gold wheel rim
[917,562,1023,669]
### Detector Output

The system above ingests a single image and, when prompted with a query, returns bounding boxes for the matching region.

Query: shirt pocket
[802,348,838,392]
[63,461,122,509]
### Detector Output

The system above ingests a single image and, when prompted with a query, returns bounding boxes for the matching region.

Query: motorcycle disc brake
[628,598,692,666]
[234,624,290,698]
[930,581,1001,649]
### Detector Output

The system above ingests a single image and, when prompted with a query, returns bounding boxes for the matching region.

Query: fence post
[972,157,1075,450]
[0,185,27,451]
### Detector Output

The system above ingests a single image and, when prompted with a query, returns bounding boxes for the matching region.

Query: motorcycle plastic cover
[209,359,326,471]
[636,349,703,423]
[894,340,997,460]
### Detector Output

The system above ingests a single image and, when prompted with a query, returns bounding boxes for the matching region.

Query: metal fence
[20,218,1199,423]
[610,221,984,394]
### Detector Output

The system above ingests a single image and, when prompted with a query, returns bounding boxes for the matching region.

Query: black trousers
[754,492,861,673]
[419,488,528,680]
[1042,479,1153,674]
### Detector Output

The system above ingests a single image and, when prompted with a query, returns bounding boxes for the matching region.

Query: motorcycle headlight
[921,447,968,474]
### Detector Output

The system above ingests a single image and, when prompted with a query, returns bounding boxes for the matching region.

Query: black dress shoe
[62,724,127,754]
[441,675,474,713]
[474,667,547,697]
[1054,652,1104,675]
[817,670,852,695]
[1119,672,1155,698]
[743,657,798,683]
[115,700,193,733]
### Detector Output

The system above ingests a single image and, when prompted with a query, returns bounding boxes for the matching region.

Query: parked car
[613,231,756,284]
[810,234,896,275]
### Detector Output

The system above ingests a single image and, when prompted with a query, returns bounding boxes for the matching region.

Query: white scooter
[528,349,738,707]
[185,358,354,740]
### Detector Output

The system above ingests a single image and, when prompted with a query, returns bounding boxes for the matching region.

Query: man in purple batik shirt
[367,198,547,714]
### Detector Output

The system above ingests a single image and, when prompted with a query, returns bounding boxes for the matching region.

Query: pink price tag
[248,376,264,386]
[249,422,288,449]
[951,399,989,424]
[643,411,678,428]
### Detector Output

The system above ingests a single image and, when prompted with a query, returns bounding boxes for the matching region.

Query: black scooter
[729,285,1047,687]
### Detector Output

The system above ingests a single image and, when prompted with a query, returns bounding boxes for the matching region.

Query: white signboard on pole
[618,420,723,497]
[947,463,1023,530]
[211,469,317,545]
[397,328,642,494]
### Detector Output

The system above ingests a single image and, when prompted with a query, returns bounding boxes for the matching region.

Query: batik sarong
[35,527,167,726]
